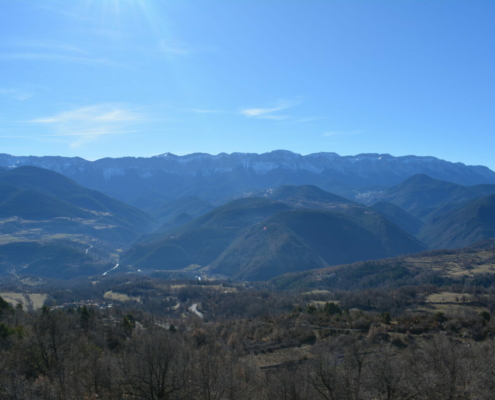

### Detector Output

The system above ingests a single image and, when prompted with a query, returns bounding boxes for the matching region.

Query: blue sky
[1,1,494,170]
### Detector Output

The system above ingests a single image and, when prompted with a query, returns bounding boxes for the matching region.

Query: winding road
[189,303,204,319]
[103,263,119,276]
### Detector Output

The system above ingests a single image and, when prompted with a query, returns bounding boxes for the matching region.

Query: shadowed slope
[419,194,495,249]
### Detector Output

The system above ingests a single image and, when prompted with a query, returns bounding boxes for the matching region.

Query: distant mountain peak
[400,174,443,185]
[155,152,178,158]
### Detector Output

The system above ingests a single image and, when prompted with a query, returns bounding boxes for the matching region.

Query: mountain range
[1,151,494,205]
[1,152,495,281]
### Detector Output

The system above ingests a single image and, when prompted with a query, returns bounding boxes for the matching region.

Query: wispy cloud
[241,106,287,118]
[1,38,125,67]
[33,106,141,124]
[240,100,299,120]
[0,88,33,101]
[32,104,143,148]
[12,40,88,54]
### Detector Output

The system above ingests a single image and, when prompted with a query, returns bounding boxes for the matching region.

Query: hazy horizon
[1,1,494,169]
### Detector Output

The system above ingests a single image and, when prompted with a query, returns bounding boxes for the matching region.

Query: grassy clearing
[425,292,482,303]
[303,289,332,296]
[415,291,489,315]
[415,303,487,315]
[169,284,237,292]
[29,294,48,309]
[310,300,332,307]
[402,249,495,278]
[0,292,24,306]
[103,291,141,303]
[20,277,46,286]
[0,292,47,310]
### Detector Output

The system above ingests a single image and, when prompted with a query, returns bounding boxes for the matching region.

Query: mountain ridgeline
[209,208,426,280]
[418,194,495,249]
[0,167,157,278]
[1,151,494,205]
[364,174,495,221]
[1,157,495,281]
[121,186,426,280]
[0,166,156,232]
[364,174,495,250]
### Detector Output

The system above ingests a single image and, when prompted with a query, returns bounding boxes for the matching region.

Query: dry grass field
[402,248,495,278]
[425,292,481,303]
[409,291,490,315]
[0,292,47,310]
[103,291,141,303]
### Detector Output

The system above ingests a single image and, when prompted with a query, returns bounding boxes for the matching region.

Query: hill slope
[123,188,427,281]
[210,208,426,280]
[371,201,424,235]
[151,196,214,224]
[0,241,114,279]
[419,194,495,249]
[121,197,293,270]
[367,174,495,221]
[247,184,355,211]
[0,167,158,279]
[0,184,91,220]
[0,166,156,234]
[271,239,495,291]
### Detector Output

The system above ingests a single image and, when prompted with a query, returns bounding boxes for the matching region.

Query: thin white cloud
[34,106,141,124]
[0,39,125,68]
[241,106,286,117]
[13,40,88,54]
[240,100,299,120]
[0,88,33,101]
[32,104,143,148]
[255,114,288,120]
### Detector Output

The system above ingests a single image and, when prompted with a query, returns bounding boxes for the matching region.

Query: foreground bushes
[1,303,495,400]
